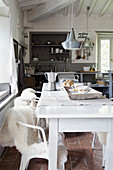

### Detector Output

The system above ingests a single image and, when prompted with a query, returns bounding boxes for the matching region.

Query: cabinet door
[0,17,11,83]
[25,77,35,88]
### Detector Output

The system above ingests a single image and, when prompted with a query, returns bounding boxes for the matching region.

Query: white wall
[0,0,24,43]
[8,0,24,43]
[24,13,113,64]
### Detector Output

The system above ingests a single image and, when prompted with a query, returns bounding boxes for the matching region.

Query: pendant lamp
[62,28,82,50]
[82,7,93,49]
[62,0,82,50]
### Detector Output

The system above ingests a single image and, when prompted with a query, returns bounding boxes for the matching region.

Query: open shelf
[30,32,70,62]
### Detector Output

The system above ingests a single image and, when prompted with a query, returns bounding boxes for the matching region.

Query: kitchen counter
[26,71,77,76]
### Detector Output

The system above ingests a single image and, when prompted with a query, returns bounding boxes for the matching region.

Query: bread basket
[96,80,107,85]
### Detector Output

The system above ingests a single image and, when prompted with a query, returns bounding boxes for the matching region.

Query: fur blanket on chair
[21,88,36,101]
[0,107,38,152]
[13,105,38,145]
[0,108,27,148]
[14,88,38,108]
[14,96,30,107]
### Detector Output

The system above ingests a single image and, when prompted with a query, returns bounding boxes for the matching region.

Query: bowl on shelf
[45,41,52,45]
[83,67,90,71]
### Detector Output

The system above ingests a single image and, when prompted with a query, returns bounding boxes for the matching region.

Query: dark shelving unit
[30,32,70,62]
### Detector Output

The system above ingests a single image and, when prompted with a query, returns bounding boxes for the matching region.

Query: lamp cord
[87,6,90,34]
[72,0,74,28]
[68,0,71,31]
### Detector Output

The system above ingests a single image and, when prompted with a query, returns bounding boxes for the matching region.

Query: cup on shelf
[87,82,91,86]
[33,58,38,62]
[55,48,59,53]
[59,49,63,53]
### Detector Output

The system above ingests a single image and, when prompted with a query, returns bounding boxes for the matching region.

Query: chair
[19,88,49,141]
[92,132,106,167]
[0,108,67,170]
[18,122,68,170]
[0,108,68,170]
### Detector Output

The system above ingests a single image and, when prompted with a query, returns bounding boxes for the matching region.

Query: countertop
[26,71,111,76]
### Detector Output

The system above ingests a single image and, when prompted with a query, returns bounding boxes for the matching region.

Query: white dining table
[36,83,113,170]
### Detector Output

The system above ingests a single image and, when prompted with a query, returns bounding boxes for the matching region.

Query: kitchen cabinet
[25,76,35,88]
[30,32,70,62]
[25,73,47,91]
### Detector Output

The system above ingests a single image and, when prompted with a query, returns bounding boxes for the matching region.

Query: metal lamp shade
[62,28,82,50]
[82,37,93,48]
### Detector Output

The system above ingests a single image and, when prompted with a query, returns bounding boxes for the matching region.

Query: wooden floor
[0,132,104,170]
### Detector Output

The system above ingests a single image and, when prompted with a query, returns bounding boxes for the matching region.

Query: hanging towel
[9,33,18,95]
[18,47,26,95]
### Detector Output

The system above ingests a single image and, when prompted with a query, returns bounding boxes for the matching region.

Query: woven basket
[97,80,107,85]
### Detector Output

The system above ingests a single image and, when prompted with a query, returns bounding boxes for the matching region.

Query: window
[97,33,113,72]
[0,16,18,100]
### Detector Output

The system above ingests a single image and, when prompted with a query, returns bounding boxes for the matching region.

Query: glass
[100,40,110,72]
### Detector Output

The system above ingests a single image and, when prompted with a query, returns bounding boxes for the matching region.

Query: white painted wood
[75,0,84,17]
[36,83,113,170]
[104,119,113,170]
[88,0,97,16]
[21,5,36,11]
[63,6,69,17]
[2,0,8,6]
[18,0,31,2]
[59,118,110,132]
[49,118,58,170]
[19,0,46,7]
[99,0,113,16]
[27,0,77,22]
[0,0,6,7]
[37,105,113,118]
[111,12,113,17]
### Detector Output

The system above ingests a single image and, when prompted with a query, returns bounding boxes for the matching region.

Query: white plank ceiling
[17,0,113,22]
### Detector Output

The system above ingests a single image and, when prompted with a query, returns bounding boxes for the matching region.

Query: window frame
[97,33,113,72]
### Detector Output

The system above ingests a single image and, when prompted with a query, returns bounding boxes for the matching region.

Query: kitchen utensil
[74,75,79,83]
[44,71,58,90]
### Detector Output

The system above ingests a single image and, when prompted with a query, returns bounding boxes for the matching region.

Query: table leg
[49,118,58,170]
[105,120,113,170]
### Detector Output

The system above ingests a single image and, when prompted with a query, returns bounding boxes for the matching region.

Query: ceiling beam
[20,0,46,7]
[75,0,84,17]
[27,0,77,22]
[2,0,9,6]
[63,6,69,16]
[18,0,31,2]
[111,12,113,17]
[88,0,97,16]
[99,0,113,16]
[22,5,36,11]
